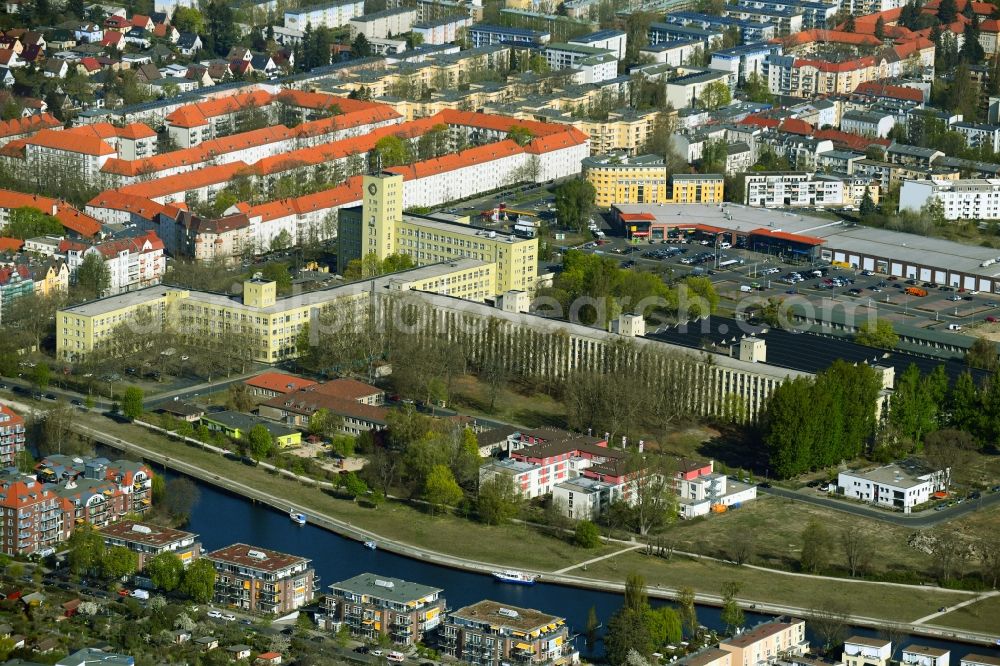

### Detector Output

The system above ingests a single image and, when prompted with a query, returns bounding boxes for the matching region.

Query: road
[18,401,992,648]
[759,485,1000,527]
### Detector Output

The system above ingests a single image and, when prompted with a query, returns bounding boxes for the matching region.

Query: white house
[899,178,1000,221]
[902,646,950,666]
[673,459,757,519]
[65,230,166,295]
[840,109,895,138]
[843,638,892,666]
[836,463,949,513]
[284,0,365,30]
[568,29,626,61]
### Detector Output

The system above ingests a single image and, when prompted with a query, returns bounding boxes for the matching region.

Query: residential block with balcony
[441,600,578,666]
[206,543,316,614]
[98,520,202,570]
[719,619,808,666]
[324,573,444,646]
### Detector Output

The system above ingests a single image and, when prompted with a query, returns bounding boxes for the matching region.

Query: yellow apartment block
[56,259,495,363]
[583,154,724,207]
[340,172,538,294]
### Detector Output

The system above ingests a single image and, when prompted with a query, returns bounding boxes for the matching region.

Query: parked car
[221,613,236,622]
[207,610,224,619]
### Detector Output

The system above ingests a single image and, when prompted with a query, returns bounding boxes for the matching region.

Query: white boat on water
[492,569,537,585]
[289,511,306,526]
[364,540,377,550]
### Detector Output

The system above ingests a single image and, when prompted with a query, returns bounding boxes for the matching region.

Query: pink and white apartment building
[719,620,809,666]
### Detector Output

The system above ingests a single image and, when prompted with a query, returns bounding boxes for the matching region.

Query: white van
[720,242,731,249]
[387,652,405,662]
[740,285,752,293]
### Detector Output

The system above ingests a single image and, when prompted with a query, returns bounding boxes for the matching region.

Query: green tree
[889,364,941,445]
[720,581,744,634]
[146,552,184,592]
[180,558,216,603]
[151,473,166,504]
[966,336,999,371]
[352,32,373,57]
[67,523,105,575]
[31,362,51,392]
[585,606,599,651]
[698,80,731,110]
[875,15,886,38]
[574,520,602,548]
[855,319,898,349]
[476,474,522,525]
[102,546,138,580]
[121,386,144,420]
[741,72,772,103]
[677,587,698,637]
[800,519,831,573]
[75,252,111,300]
[260,262,292,292]
[860,189,877,217]
[341,471,369,502]
[374,135,412,167]
[506,125,534,146]
[645,606,683,649]
[247,424,274,460]
[171,6,204,33]
[423,464,463,513]
[3,206,63,239]
[270,229,293,252]
[554,179,597,232]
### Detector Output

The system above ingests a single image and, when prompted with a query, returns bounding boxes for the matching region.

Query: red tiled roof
[854,81,924,103]
[117,123,157,140]
[244,372,317,394]
[27,128,115,156]
[779,118,814,135]
[0,237,24,252]
[118,162,250,199]
[814,128,891,151]
[619,212,656,221]
[0,113,61,139]
[86,191,178,220]
[782,29,882,47]
[386,140,524,180]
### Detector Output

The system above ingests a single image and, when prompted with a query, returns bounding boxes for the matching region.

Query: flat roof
[450,600,562,633]
[99,520,197,547]
[613,203,1000,280]
[903,646,950,658]
[845,636,891,648]
[330,573,441,603]
[722,620,800,648]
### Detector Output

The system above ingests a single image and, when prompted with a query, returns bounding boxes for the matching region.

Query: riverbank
[45,407,998,646]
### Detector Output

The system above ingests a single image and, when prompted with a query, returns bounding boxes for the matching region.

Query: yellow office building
[57,259,496,363]
[583,154,724,207]
[342,172,538,295]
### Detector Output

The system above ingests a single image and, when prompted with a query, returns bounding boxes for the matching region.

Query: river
[160,468,999,661]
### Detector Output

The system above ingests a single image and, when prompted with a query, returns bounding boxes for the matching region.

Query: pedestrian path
[552,544,644,574]
[911,591,998,625]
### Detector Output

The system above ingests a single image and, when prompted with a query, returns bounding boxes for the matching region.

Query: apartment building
[842,637,892,666]
[648,22,724,47]
[568,29,626,61]
[641,39,703,66]
[0,472,67,556]
[583,154,724,207]
[710,42,782,84]
[64,230,165,295]
[576,109,661,156]
[951,122,1000,153]
[662,11,778,41]
[42,456,154,528]
[744,171,847,208]
[98,520,202,569]
[56,260,497,362]
[325,573,445,646]
[723,4,802,34]
[543,43,618,83]
[677,649,733,666]
[840,110,895,138]
[469,24,550,47]
[836,463,949,513]
[729,0,836,29]
[339,172,536,295]
[284,0,364,29]
[412,15,473,45]
[0,403,26,468]
[206,543,315,614]
[348,7,417,39]
[673,459,757,519]
[961,656,1000,666]
[899,178,1000,220]
[718,619,808,666]
[441,600,577,666]
[902,647,950,666]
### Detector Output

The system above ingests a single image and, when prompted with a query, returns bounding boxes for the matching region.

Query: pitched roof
[0,237,24,252]
[86,191,177,220]
[117,162,250,199]
[27,128,115,156]
[854,81,924,102]
[0,113,61,139]
[244,371,317,394]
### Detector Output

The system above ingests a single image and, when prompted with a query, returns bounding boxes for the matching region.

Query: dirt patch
[284,440,365,473]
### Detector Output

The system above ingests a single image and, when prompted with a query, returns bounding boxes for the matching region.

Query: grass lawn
[662,495,934,578]
[929,595,1000,634]
[78,411,616,572]
[577,552,971,625]
[450,375,567,429]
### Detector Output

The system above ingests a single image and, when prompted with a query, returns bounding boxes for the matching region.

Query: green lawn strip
[927,595,1000,634]
[577,552,963,625]
[80,413,618,572]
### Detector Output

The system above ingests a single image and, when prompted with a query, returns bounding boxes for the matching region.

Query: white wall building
[551,476,624,521]
[640,39,702,66]
[744,171,847,208]
[837,463,949,513]
[902,646,950,666]
[65,230,166,295]
[568,29,626,61]
[952,122,1000,153]
[284,0,365,30]
[673,460,757,519]
[348,7,417,39]
[899,178,1000,221]
[840,110,896,138]
[412,14,472,45]
[843,637,892,666]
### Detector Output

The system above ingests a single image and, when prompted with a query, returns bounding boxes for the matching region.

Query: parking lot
[569,232,1000,333]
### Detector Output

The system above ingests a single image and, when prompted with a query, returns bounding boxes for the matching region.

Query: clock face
[368,183,377,195]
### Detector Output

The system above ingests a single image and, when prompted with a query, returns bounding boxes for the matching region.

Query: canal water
[165,468,997,660]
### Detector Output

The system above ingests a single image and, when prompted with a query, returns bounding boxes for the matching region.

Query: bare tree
[842,527,872,578]
[878,623,908,661]
[977,534,1000,589]
[929,528,969,583]
[728,531,756,566]
[809,601,850,655]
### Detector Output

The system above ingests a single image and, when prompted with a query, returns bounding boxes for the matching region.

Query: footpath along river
[165,468,998,660]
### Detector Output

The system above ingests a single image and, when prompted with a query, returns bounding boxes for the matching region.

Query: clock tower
[361,172,402,262]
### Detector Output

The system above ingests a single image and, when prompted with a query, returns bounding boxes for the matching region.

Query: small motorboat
[289,511,307,526]
[492,569,538,585]
[364,540,377,550]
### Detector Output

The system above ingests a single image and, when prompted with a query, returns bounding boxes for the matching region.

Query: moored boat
[492,569,537,585]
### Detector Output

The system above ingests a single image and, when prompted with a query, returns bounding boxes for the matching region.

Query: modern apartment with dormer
[206,543,315,614]
[324,573,444,646]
